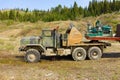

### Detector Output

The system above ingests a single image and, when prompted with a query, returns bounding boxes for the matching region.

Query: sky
[0,0,93,10]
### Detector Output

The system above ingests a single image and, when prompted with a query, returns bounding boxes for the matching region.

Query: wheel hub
[93,52,98,56]
[27,54,36,61]
[77,52,82,57]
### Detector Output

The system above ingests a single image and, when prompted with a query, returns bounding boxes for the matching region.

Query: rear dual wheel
[72,47,87,61]
[88,47,102,60]
[72,46,102,61]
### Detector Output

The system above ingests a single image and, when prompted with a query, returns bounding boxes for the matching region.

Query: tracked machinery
[19,23,113,63]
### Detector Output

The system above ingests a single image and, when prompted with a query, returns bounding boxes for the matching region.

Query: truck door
[41,30,54,47]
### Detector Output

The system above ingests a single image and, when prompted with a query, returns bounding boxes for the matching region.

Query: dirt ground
[0,47,120,80]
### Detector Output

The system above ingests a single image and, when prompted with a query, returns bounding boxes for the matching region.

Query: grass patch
[0,25,8,32]
[5,43,14,51]
[18,26,32,36]
[0,39,4,45]
[9,37,16,41]
[5,20,14,26]
[0,42,14,51]
[110,20,119,24]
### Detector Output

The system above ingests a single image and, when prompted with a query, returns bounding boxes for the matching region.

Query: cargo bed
[86,36,120,41]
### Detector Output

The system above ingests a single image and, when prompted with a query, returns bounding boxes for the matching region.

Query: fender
[19,44,46,52]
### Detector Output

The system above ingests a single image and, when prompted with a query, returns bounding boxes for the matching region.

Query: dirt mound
[0,29,22,37]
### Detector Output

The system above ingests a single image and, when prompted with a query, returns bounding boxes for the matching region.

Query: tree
[0,0,120,22]
[72,1,79,19]
[0,11,2,19]
[9,10,16,20]
[103,0,111,13]
[88,1,95,16]
[2,11,9,20]
[84,7,90,17]
[79,6,83,15]
[25,8,29,13]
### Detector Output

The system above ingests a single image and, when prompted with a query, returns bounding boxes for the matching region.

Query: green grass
[0,39,4,45]
[18,26,32,36]
[0,41,14,51]
[5,43,14,51]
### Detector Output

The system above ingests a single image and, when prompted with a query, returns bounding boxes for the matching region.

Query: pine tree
[79,6,83,15]
[73,1,79,19]
[2,11,9,20]
[0,11,2,20]
[103,0,111,13]
[25,8,29,13]
[9,10,16,20]
[88,1,95,16]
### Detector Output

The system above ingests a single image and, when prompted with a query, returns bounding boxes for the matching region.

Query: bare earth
[0,43,120,80]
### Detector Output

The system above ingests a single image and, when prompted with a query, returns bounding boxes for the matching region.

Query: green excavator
[86,20,112,37]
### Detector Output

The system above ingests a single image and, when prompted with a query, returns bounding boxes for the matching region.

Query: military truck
[19,24,110,62]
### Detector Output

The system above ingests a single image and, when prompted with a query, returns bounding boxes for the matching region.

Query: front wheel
[25,49,41,63]
[72,47,87,61]
[88,47,102,60]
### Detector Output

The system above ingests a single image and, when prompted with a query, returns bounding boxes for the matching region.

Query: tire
[72,47,87,61]
[25,49,41,63]
[88,47,102,60]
